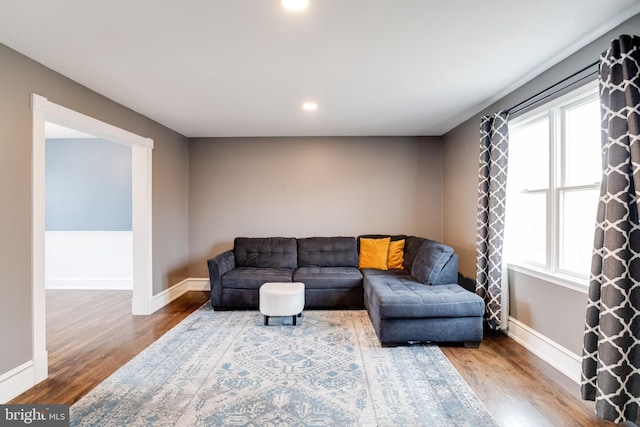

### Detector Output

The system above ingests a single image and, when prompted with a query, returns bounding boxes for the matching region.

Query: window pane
[565,98,601,186]
[505,192,547,265]
[559,188,600,275]
[508,118,549,191]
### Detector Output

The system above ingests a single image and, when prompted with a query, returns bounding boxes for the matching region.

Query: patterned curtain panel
[581,34,640,423]
[476,111,510,331]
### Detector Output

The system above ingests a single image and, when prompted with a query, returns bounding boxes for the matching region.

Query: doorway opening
[31,94,153,383]
[45,122,133,292]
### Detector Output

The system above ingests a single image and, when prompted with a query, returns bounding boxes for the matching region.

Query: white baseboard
[0,350,48,404]
[507,316,581,383]
[46,278,133,290]
[33,350,48,384]
[149,278,210,313]
[0,361,35,404]
[186,278,211,291]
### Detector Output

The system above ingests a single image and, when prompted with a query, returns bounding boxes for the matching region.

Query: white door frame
[31,94,154,383]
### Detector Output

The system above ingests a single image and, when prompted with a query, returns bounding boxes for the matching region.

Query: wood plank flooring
[10,290,210,406]
[11,290,614,426]
[442,332,614,427]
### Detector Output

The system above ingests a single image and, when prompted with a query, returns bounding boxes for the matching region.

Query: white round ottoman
[259,282,305,326]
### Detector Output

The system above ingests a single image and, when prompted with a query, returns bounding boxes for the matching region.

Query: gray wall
[188,136,444,278]
[0,43,189,375]
[46,138,132,231]
[442,13,640,355]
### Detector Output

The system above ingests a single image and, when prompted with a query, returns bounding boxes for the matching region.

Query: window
[505,81,601,286]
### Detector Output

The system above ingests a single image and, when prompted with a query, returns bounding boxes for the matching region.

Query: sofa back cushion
[234,237,297,269]
[404,236,431,271]
[410,240,454,285]
[297,237,358,268]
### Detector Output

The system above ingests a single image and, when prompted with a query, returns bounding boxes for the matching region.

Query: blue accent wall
[45,138,132,231]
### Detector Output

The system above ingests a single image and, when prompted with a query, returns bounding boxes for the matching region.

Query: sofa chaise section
[362,237,484,347]
[363,270,484,346]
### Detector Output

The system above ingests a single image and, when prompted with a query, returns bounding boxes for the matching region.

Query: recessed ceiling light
[281,0,309,12]
[302,102,318,111]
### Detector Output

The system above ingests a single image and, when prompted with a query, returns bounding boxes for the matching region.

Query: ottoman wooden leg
[292,315,297,326]
[264,315,269,326]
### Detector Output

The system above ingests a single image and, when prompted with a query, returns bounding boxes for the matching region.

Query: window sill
[506,263,589,295]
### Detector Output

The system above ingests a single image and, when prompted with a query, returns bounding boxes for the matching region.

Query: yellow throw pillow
[387,239,405,269]
[359,237,391,270]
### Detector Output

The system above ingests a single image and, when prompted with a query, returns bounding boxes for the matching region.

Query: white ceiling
[1,1,639,137]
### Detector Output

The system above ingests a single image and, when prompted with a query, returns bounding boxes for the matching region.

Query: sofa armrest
[432,253,459,286]
[207,250,235,310]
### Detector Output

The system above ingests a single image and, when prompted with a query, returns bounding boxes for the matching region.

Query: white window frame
[506,80,600,291]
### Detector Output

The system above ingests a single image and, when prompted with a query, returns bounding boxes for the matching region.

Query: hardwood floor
[442,332,614,427]
[10,290,210,406]
[11,290,614,426]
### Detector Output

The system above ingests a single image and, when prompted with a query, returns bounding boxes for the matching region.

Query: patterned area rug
[71,306,497,426]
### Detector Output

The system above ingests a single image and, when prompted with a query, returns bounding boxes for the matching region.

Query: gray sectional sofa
[207,235,485,347]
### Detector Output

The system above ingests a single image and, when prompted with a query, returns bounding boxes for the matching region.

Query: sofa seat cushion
[293,267,363,290]
[221,267,294,290]
[364,272,484,319]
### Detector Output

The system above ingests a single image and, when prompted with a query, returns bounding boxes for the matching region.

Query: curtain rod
[507,59,600,115]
